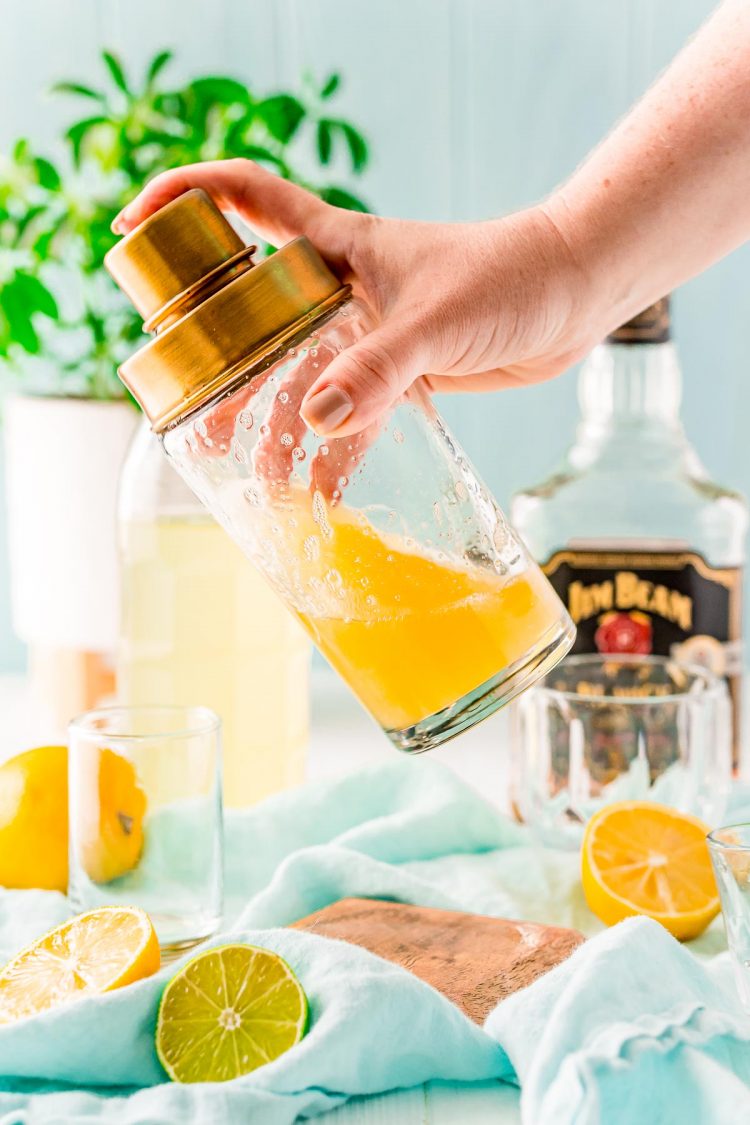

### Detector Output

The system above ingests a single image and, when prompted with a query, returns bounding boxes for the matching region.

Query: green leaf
[257,94,305,143]
[65,115,110,165]
[136,128,187,149]
[12,138,29,163]
[50,81,105,102]
[230,141,289,174]
[321,73,340,99]
[102,51,130,94]
[146,49,173,86]
[189,76,250,105]
[32,228,56,258]
[316,119,332,165]
[14,272,59,319]
[34,157,61,190]
[338,122,368,173]
[319,185,370,213]
[1,283,40,354]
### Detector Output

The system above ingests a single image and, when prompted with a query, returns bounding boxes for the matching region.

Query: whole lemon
[77,748,147,884]
[0,745,146,892]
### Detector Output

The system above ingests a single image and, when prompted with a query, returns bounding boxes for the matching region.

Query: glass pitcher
[106,189,574,752]
[118,420,310,806]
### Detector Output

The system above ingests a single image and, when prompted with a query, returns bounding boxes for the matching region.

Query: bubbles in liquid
[238,409,254,430]
[386,554,394,563]
[325,568,343,591]
[280,432,294,446]
[332,489,341,501]
[244,485,261,506]
[231,439,247,464]
[289,348,296,356]
[360,576,369,588]
[493,522,509,553]
[319,444,330,456]
[433,501,443,524]
[278,390,289,404]
[455,481,468,500]
[310,348,318,357]
[312,489,333,539]
[293,446,306,461]
[303,535,320,561]
[339,476,348,488]
[366,595,377,608]
[259,423,270,437]
[393,429,404,445]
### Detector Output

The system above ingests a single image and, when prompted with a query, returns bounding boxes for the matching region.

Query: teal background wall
[0,0,747,671]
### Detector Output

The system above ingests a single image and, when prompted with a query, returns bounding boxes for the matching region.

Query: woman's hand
[112,160,601,439]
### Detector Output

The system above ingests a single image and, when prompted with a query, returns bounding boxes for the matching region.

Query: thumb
[300,320,426,438]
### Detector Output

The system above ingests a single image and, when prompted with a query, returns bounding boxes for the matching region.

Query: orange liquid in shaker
[296,508,562,732]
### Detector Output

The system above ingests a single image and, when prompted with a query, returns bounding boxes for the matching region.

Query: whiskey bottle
[511,297,747,767]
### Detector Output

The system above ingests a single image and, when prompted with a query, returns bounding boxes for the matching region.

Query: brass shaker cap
[105,189,350,431]
[607,296,671,345]
[104,189,250,329]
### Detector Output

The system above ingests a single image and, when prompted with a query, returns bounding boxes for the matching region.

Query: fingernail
[110,205,133,234]
[301,386,353,434]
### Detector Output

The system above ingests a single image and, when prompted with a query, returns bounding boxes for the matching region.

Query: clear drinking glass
[708,826,750,1011]
[510,653,732,847]
[68,705,223,957]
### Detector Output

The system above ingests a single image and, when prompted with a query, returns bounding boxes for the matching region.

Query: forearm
[546,0,750,327]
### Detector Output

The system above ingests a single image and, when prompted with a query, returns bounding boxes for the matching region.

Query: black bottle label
[543,547,743,765]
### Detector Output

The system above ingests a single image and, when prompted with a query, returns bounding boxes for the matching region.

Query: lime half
[156,944,309,1083]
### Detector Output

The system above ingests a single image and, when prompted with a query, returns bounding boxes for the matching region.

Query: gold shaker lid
[105,188,349,430]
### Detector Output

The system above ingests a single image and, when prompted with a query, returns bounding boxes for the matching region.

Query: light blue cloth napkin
[0,758,747,1124]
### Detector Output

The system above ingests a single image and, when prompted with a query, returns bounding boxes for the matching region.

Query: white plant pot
[4,395,139,651]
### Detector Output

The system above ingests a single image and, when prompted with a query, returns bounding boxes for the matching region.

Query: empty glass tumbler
[68,705,223,957]
[106,189,574,752]
[511,653,732,847]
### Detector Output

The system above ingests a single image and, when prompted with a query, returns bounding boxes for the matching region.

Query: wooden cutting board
[291,897,583,1024]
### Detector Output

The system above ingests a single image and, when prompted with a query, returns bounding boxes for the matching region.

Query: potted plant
[0,49,369,725]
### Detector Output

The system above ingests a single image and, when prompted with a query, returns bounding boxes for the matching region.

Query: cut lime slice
[156,944,309,1083]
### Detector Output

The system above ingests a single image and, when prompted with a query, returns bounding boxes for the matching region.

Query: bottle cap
[607,296,671,345]
[105,189,350,431]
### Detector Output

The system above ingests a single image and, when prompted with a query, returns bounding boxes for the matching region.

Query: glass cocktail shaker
[106,189,574,752]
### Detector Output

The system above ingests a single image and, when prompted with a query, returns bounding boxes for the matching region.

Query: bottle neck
[570,339,697,472]
[578,340,682,425]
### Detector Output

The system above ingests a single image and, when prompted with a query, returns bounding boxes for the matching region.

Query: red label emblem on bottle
[594,610,653,655]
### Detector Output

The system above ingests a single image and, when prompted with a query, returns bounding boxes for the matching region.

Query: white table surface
[0,669,521,1122]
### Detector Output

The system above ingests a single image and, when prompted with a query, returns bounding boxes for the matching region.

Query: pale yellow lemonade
[119,516,310,806]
